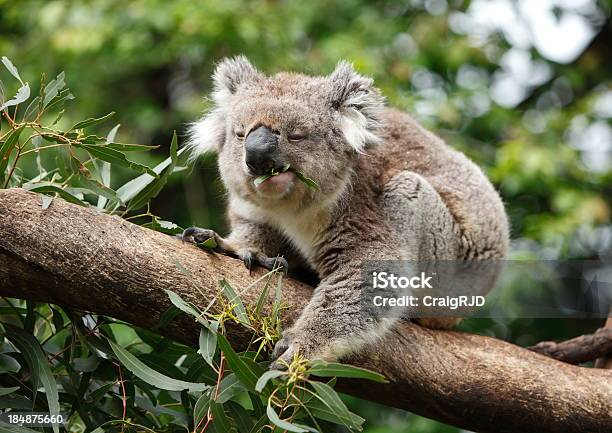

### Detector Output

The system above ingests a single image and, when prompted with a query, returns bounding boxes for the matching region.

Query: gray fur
[185,57,510,365]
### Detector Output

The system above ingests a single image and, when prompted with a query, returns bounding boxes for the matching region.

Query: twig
[528,326,612,365]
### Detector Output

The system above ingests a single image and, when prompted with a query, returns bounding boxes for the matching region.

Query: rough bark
[0,188,610,433]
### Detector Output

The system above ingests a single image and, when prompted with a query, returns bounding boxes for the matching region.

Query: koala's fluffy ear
[329,61,385,153]
[187,56,260,159]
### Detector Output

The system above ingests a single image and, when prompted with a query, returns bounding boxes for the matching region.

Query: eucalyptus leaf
[108,339,207,392]
[255,370,284,393]
[220,279,251,326]
[43,71,66,107]
[0,82,30,111]
[4,324,61,433]
[197,321,219,368]
[0,125,25,182]
[216,333,259,392]
[76,144,158,178]
[1,56,23,83]
[0,386,19,396]
[308,360,387,383]
[70,112,115,130]
[266,403,308,433]
[25,184,87,206]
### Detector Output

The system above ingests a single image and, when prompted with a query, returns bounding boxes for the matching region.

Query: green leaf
[43,72,66,107]
[308,381,364,430]
[24,184,87,206]
[107,339,208,392]
[216,333,259,392]
[0,125,24,182]
[0,353,21,373]
[77,174,123,205]
[96,125,117,209]
[199,237,217,249]
[0,421,42,433]
[255,370,284,393]
[70,112,115,130]
[198,321,218,368]
[4,324,61,433]
[142,218,183,235]
[0,386,19,396]
[76,143,158,178]
[0,83,30,111]
[219,279,251,326]
[163,289,209,327]
[193,391,210,427]
[266,403,308,433]
[226,401,255,433]
[217,373,246,403]
[309,360,387,383]
[293,170,319,190]
[115,132,182,210]
[106,143,159,152]
[254,277,271,316]
[254,174,273,186]
[1,56,23,83]
[210,400,235,432]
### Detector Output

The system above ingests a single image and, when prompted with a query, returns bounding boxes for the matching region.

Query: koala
[183,56,509,367]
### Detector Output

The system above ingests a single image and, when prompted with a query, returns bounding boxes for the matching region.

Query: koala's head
[187,56,385,209]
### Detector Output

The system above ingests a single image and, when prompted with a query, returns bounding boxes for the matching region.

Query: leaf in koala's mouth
[293,170,319,190]
[253,164,290,187]
[253,164,319,190]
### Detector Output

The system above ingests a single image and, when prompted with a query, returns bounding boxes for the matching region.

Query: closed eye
[288,133,306,142]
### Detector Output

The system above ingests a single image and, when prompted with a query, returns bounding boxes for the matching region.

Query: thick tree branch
[0,188,610,433]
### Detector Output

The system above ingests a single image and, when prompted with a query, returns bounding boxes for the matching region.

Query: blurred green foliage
[1,0,611,432]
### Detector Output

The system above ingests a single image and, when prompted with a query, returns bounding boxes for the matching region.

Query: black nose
[245,125,280,174]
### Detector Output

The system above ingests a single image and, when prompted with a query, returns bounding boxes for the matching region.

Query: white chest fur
[230,197,328,260]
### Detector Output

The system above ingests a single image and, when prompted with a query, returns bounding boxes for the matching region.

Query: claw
[241,250,254,274]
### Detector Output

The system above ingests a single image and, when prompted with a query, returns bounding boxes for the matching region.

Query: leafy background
[0,0,611,432]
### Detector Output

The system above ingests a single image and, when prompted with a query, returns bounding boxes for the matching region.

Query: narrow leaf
[163,289,209,327]
[108,339,208,392]
[115,132,181,210]
[255,370,284,393]
[266,403,308,433]
[216,334,258,392]
[25,184,87,206]
[1,56,23,83]
[70,112,115,130]
[0,83,30,111]
[0,386,19,396]
[77,144,158,178]
[220,279,251,326]
[4,324,61,433]
[197,321,218,368]
[0,125,25,181]
[210,400,235,432]
[43,72,66,107]
[309,360,387,383]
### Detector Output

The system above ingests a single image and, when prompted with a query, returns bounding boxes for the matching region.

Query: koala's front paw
[180,227,220,245]
[237,248,288,275]
[270,328,338,370]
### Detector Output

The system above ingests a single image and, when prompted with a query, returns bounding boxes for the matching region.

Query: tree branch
[0,188,610,433]
[528,326,612,365]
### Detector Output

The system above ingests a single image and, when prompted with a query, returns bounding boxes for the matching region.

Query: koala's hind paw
[237,248,288,275]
